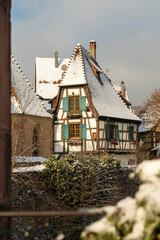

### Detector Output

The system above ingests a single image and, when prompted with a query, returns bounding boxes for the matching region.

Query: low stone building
[11,55,53,158]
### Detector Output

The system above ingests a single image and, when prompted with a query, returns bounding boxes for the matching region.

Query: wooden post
[0,0,11,239]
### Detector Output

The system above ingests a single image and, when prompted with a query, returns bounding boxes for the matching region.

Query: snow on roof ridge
[11,54,52,116]
[112,84,140,119]
[78,45,87,80]
[60,44,87,83]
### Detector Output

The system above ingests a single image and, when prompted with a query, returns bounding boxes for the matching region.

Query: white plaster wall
[58,109,63,119]
[87,129,91,139]
[124,142,130,149]
[134,124,137,132]
[55,120,64,124]
[62,112,67,119]
[116,154,137,167]
[68,119,81,123]
[123,123,128,131]
[54,142,63,152]
[99,121,105,129]
[87,111,92,117]
[63,89,67,97]
[54,125,62,141]
[89,118,96,128]
[86,141,93,151]
[65,142,68,150]
[81,88,85,96]
[118,123,122,131]
[69,145,81,152]
[123,132,128,141]
[119,132,122,140]
[60,100,63,108]
[68,88,80,95]
[119,142,123,149]
[82,112,87,118]
[100,140,105,149]
[99,130,104,139]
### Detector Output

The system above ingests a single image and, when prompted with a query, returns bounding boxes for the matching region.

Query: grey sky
[12,0,160,105]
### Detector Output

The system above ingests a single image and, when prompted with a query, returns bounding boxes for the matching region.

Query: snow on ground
[13,165,46,173]
[12,156,47,163]
[82,159,160,240]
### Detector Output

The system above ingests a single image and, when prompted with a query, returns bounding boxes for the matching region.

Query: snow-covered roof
[138,114,152,133]
[60,44,140,122]
[11,55,52,118]
[113,84,130,103]
[151,144,160,151]
[35,57,69,99]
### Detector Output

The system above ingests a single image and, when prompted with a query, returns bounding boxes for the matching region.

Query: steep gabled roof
[36,57,69,99]
[11,55,52,118]
[60,44,140,122]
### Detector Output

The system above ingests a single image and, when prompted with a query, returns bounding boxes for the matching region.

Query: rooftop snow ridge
[11,55,52,117]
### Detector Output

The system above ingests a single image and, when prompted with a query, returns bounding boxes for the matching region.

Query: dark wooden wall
[0,0,11,239]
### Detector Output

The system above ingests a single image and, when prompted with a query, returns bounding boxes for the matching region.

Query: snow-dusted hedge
[42,153,120,207]
[82,160,160,240]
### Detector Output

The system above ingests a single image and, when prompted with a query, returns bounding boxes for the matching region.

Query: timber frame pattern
[53,85,138,154]
[53,43,140,154]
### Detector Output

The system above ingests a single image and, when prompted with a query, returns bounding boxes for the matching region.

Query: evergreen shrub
[41,153,120,208]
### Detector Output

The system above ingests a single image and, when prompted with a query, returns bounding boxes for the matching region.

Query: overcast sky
[11,0,160,106]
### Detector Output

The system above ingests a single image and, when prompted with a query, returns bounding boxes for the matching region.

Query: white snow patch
[13,165,46,173]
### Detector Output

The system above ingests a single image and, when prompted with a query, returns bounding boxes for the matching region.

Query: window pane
[75,97,80,110]
[76,124,80,137]
[70,125,75,137]
[69,96,80,111]
[69,97,74,110]
[69,124,80,138]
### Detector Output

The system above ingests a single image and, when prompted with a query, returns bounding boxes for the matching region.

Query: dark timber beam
[0,0,11,239]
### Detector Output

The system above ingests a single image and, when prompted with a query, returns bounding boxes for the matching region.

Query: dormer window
[69,96,80,111]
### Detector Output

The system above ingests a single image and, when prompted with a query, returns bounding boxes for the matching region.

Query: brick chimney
[121,81,125,95]
[54,51,58,68]
[89,39,96,60]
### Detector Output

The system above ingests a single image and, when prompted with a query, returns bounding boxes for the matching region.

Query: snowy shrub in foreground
[81,160,160,240]
[41,153,120,207]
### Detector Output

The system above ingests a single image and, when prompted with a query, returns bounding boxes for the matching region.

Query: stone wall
[12,114,53,158]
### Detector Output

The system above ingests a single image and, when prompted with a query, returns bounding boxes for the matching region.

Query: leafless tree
[144,88,160,128]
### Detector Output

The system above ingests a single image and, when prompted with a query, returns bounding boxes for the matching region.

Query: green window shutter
[115,125,119,140]
[128,126,132,140]
[63,97,68,112]
[81,124,87,139]
[63,124,69,140]
[106,124,110,140]
[80,96,86,111]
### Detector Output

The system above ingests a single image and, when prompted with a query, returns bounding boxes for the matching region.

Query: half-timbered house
[52,40,140,155]
[138,114,160,152]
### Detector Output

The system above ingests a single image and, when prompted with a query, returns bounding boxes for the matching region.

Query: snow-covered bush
[41,153,120,207]
[82,160,160,240]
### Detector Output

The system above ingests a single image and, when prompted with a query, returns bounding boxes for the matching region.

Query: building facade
[52,41,140,154]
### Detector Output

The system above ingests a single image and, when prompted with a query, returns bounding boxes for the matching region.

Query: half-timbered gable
[139,115,160,152]
[53,41,140,154]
